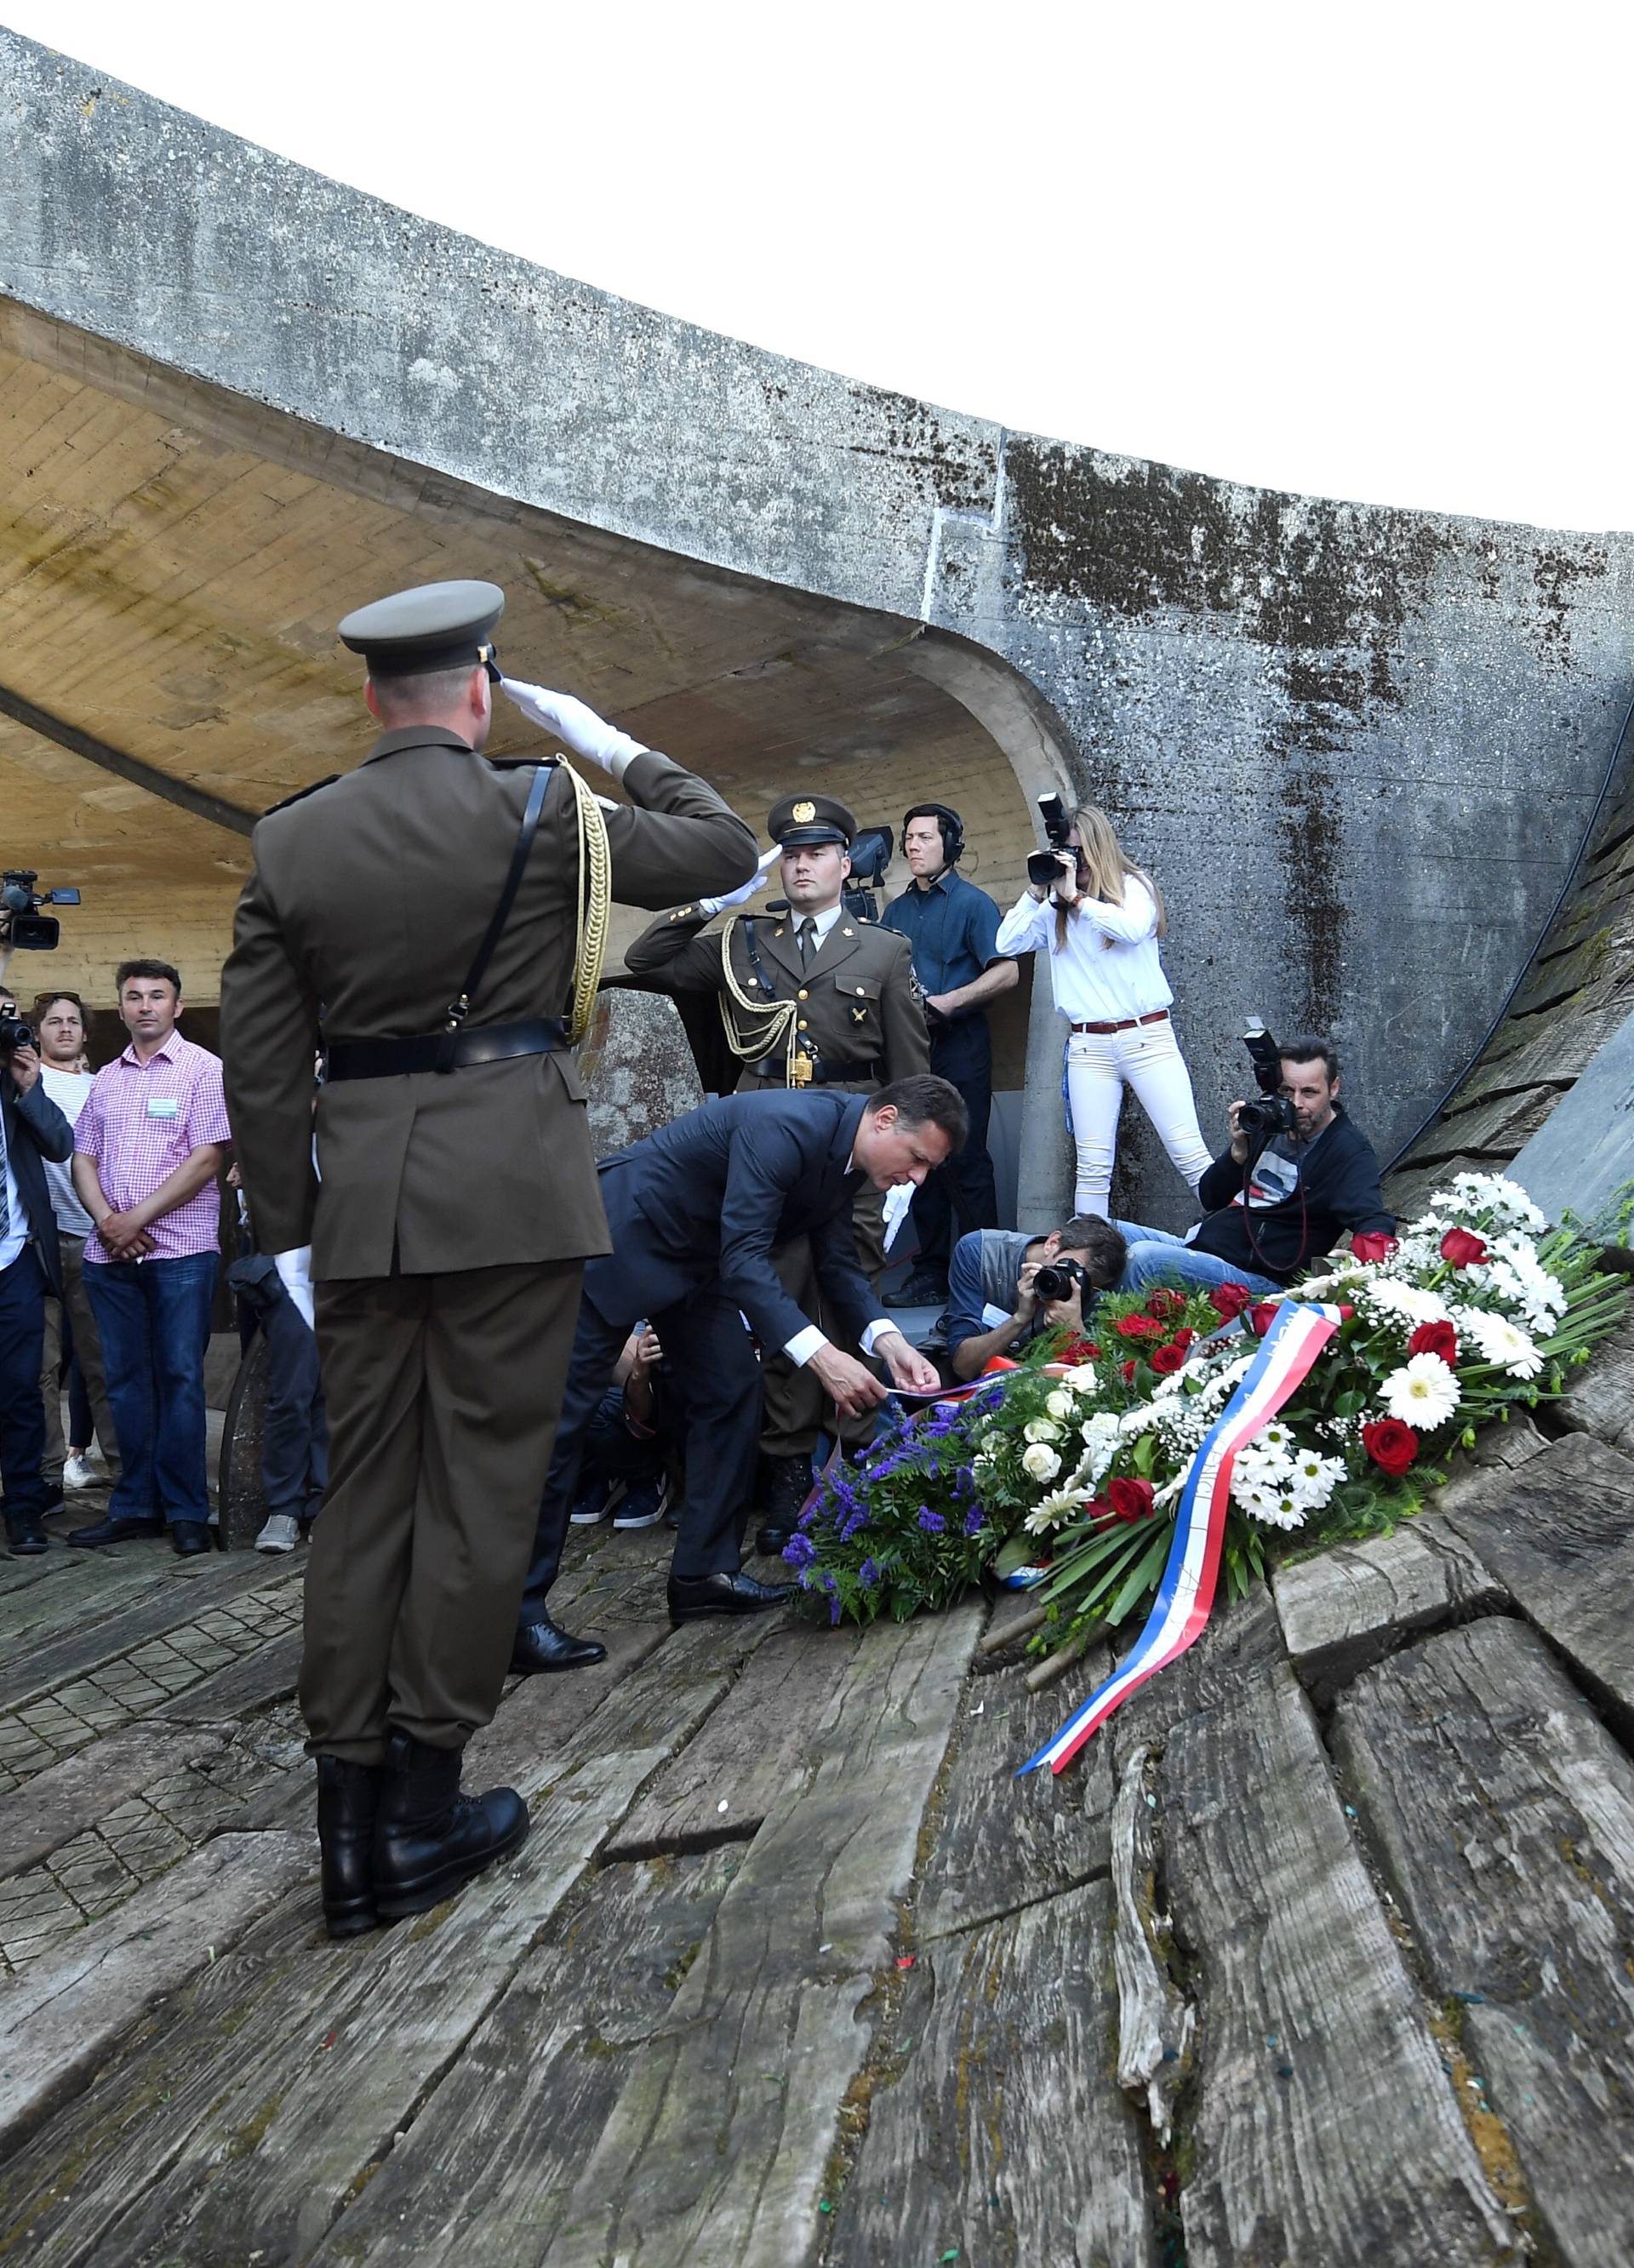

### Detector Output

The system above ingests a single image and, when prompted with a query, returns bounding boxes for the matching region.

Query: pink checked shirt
[77,1030,232,1265]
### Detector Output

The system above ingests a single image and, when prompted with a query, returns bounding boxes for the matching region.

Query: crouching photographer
[946,1214,1127,1380]
[1113,1031,1394,1298]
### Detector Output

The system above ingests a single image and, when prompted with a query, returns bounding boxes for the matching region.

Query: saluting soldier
[220,580,757,1940]
[625,792,930,1553]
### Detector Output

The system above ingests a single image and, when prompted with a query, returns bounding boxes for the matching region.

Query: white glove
[698,844,780,917]
[500,677,649,784]
[272,1247,315,1332]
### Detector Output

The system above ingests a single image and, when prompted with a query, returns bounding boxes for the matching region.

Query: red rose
[1351,1231,1398,1264]
[1150,1342,1186,1374]
[1172,1327,1196,1351]
[1246,1299,1283,1338]
[1337,1304,1355,1321]
[1362,1418,1420,1476]
[1408,1319,1459,1366]
[1146,1287,1187,1319]
[1439,1228,1488,1269]
[1106,1477,1157,1522]
[1119,1358,1138,1384]
[1114,1312,1164,1340]
[1209,1282,1254,1320]
[1081,1344,1101,1361]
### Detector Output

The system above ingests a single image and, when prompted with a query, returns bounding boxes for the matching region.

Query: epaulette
[261,775,338,817]
[487,753,563,772]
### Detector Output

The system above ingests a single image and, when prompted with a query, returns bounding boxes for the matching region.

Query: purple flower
[782,1533,819,1568]
[917,1506,946,1534]
[859,1557,881,1590]
[828,1593,843,1627]
[839,1509,869,1543]
[964,1506,985,1537]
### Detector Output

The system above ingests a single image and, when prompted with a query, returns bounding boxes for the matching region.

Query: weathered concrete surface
[2,26,1632,1227]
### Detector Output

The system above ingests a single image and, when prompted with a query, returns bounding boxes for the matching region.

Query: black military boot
[755,1452,813,1559]
[316,1757,383,1940]
[372,1731,529,1922]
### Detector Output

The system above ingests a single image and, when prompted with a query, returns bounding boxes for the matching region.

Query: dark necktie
[797,917,816,968]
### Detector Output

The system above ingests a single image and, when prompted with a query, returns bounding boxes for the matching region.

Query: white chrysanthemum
[1288,1448,1346,1508]
[1023,1418,1061,1445]
[1380,1354,1461,1428]
[1460,1307,1545,1380]
[1443,1171,1546,1232]
[1044,1388,1077,1421]
[1021,1442,1061,1482]
[1237,1482,1306,1530]
[1363,1279,1451,1328]
[1023,1486,1085,1534]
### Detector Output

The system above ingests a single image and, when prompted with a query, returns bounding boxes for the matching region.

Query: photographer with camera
[944,1214,1127,1380]
[0,987,77,1555]
[1112,1033,1394,1297]
[995,800,1211,1218]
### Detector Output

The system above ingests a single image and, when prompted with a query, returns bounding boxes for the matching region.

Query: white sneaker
[255,1512,301,1554]
[63,1454,101,1491]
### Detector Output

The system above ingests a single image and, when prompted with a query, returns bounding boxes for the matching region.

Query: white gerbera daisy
[1380,1354,1461,1428]
[1461,1308,1545,1380]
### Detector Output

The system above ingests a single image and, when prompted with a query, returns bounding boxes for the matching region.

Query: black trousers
[520,1271,761,1614]
[0,1246,49,1522]
[910,1032,998,1277]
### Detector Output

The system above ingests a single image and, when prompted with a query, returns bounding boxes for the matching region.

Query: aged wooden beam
[1111,1741,1192,2143]
[1439,1431,1634,1735]
[826,1882,1157,2268]
[0,1719,231,1880]
[1272,1518,1510,1706]
[1555,1310,1634,1454]
[1163,1661,1517,2265]
[551,1605,984,2266]
[1332,1617,1634,2265]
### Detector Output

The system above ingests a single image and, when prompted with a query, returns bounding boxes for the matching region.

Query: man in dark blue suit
[514,1074,967,1658]
[0,987,76,1556]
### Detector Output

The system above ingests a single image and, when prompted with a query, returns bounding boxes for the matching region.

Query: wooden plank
[0,1550,300,1715]
[0,1542,233,1652]
[1439,1431,1634,1736]
[826,1882,1156,2268]
[914,1652,1114,1945]
[0,1831,312,2157]
[1556,1309,1634,1454]
[1109,1581,1288,1775]
[0,1720,231,1879]
[1111,1742,1192,2142]
[302,1849,744,2268]
[79,1620,758,2268]
[1162,1660,1516,2266]
[1332,1618,1634,2266]
[550,1604,985,2267]
[607,1623,866,1855]
[152,1628,303,1722]
[1273,1517,1509,1705]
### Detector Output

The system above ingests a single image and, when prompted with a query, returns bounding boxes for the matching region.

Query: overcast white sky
[13,1,1633,530]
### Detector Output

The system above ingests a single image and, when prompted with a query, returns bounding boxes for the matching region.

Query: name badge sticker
[146,1096,180,1119]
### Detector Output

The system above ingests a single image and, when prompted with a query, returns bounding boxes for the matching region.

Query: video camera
[2,871,81,952]
[841,825,894,925]
[1026,793,1077,889]
[1237,1020,1297,1145]
[1033,1255,1088,1305]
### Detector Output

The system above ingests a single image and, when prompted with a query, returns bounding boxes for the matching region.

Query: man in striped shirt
[70,960,231,1556]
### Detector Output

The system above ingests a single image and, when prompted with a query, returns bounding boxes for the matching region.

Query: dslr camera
[0,1006,35,1054]
[2,871,81,951]
[1033,1255,1088,1305]
[1236,1020,1297,1145]
[1026,793,1077,888]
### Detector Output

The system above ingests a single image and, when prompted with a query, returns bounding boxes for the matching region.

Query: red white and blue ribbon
[1016,1300,1343,1777]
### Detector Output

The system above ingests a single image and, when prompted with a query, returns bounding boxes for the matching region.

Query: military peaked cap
[768,792,857,849]
[338,580,505,680]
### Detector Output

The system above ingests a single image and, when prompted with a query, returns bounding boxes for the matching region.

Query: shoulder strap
[737,917,785,1000]
[445,763,553,1031]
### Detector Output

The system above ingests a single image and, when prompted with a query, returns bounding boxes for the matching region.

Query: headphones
[902,803,965,867]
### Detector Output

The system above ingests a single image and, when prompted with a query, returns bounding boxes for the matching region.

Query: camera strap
[443,763,554,1037]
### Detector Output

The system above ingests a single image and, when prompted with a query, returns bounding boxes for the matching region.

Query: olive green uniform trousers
[301,1258,584,1764]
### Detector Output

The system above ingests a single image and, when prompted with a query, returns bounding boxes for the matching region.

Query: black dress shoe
[67,1514,165,1549]
[317,1757,383,1939]
[510,1614,608,1674]
[4,1513,49,1556]
[755,1523,792,1559]
[668,1569,797,1621]
[373,1730,528,1921]
[883,1265,949,1308]
[171,1520,213,1557]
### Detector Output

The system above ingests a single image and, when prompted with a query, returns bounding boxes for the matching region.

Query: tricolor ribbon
[1017,1300,1343,1776]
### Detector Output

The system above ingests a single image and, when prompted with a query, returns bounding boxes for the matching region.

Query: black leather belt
[746,1054,884,1087]
[325,1018,567,1080]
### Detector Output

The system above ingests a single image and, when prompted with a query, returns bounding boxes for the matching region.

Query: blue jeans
[1111,1221,1280,1299]
[84,1252,217,1525]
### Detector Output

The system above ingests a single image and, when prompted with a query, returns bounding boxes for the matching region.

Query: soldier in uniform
[220,580,757,1939]
[624,792,930,1553]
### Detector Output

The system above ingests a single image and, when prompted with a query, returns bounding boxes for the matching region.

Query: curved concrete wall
[3,27,1631,1206]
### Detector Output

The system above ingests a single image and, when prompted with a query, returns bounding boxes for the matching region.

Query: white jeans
[1066,1020,1213,1217]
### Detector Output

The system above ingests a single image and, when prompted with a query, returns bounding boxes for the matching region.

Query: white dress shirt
[995,877,1173,1023]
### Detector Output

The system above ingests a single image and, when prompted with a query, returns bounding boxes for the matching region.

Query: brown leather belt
[1068,1010,1170,1035]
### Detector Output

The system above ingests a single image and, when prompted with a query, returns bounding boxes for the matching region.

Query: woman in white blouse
[996,804,1211,1217]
